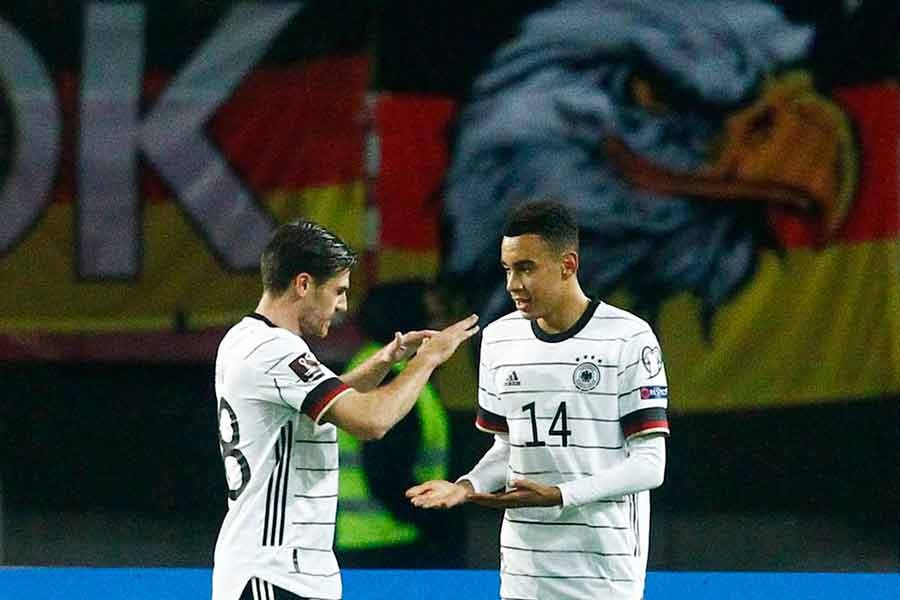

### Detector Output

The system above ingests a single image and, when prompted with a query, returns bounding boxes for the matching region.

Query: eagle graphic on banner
[441,0,857,329]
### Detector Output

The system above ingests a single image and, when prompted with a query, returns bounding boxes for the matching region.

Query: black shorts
[239,577,311,600]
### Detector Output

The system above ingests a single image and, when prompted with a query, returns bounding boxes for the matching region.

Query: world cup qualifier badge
[573,355,601,391]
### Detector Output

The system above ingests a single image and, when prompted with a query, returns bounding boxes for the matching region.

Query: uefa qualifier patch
[641,346,663,377]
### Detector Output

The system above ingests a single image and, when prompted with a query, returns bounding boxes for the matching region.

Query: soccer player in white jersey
[213,219,478,600]
[407,201,669,600]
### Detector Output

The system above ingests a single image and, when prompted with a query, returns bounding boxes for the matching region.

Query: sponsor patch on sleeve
[289,352,325,383]
[639,385,668,400]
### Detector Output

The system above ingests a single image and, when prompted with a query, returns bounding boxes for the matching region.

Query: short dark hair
[260,220,357,293]
[502,200,579,253]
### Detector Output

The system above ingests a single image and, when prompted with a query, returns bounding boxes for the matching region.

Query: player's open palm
[416,314,479,366]
[406,480,469,509]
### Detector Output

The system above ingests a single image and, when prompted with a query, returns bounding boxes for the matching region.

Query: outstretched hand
[381,329,439,363]
[468,479,562,509]
[406,479,471,510]
[415,314,479,367]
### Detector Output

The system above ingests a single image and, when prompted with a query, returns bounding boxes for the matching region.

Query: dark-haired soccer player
[213,219,478,600]
[408,201,669,600]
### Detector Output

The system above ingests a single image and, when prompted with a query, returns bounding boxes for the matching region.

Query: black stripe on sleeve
[476,407,508,433]
[621,406,669,438]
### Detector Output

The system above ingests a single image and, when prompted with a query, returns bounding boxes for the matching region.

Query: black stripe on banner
[278,421,293,544]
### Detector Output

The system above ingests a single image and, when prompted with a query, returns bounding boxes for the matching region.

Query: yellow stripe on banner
[657,240,900,412]
[376,248,440,282]
[0,183,365,333]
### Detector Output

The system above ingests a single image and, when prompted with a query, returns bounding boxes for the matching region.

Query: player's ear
[561,251,578,279]
[293,273,313,297]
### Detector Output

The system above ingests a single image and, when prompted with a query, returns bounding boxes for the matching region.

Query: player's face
[299,269,350,338]
[501,234,567,320]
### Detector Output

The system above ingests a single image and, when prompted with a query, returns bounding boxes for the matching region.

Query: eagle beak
[606,72,857,242]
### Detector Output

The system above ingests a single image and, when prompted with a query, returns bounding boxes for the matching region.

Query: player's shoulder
[481,310,530,340]
[218,315,311,367]
[590,301,656,339]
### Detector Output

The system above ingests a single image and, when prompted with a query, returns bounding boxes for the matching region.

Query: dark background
[1,361,897,569]
[1,0,898,570]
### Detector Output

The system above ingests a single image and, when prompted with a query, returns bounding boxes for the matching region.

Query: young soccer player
[213,219,478,600]
[407,201,669,600]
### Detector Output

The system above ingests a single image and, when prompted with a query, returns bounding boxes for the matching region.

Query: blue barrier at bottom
[0,568,898,600]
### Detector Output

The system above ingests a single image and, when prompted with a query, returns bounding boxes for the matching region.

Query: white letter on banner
[78,2,302,278]
[0,16,61,255]
[79,3,144,278]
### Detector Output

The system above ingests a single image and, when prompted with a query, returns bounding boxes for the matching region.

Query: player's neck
[538,288,592,334]
[255,293,301,336]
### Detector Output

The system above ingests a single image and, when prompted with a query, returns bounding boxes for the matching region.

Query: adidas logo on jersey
[504,371,521,387]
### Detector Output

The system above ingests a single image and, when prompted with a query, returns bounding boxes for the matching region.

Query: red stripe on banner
[769,83,899,247]
[375,95,457,250]
[50,56,369,204]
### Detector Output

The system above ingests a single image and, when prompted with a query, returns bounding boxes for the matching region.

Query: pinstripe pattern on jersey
[479,301,668,599]
[263,421,293,546]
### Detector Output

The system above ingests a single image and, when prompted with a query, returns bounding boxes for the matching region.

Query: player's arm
[551,326,669,507]
[467,434,666,509]
[340,330,436,392]
[321,315,478,440]
[555,434,665,506]
[407,433,511,509]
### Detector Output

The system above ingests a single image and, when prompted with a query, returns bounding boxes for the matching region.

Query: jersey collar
[531,299,600,343]
[246,312,277,328]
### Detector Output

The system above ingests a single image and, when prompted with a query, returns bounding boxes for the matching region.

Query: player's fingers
[405,482,435,497]
[448,314,479,333]
[510,479,539,491]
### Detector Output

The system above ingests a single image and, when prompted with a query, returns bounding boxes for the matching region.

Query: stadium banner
[0,3,370,335]
[431,1,900,412]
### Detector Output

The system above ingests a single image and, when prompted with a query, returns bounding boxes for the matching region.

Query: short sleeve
[259,343,351,424]
[475,337,508,434]
[618,328,670,440]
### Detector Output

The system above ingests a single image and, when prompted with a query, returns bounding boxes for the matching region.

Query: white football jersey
[212,313,353,600]
[476,300,670,600]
